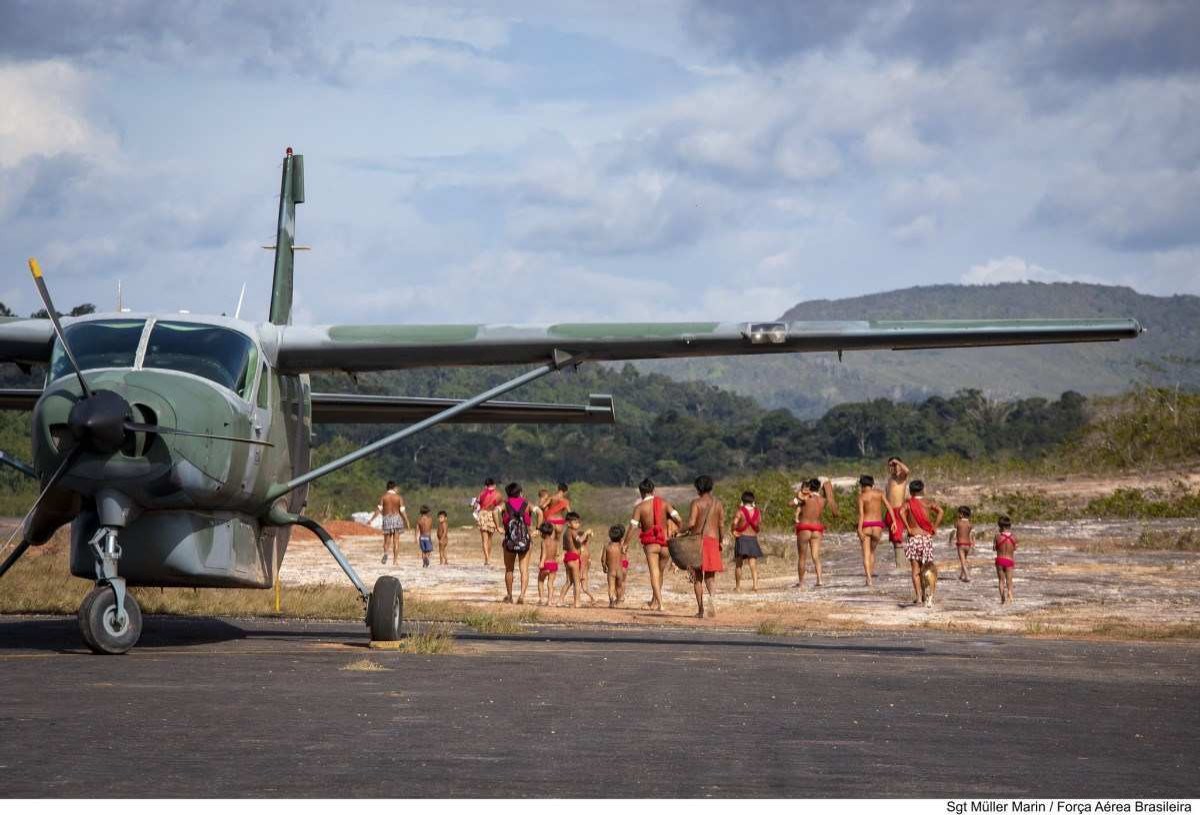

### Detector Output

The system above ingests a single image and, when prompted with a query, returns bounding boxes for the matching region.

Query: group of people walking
[369,456,1021,617]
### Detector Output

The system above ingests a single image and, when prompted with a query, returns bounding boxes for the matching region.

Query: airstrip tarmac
[0,615,1196,797]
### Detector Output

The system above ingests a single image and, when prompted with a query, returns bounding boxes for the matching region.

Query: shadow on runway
[447,629,926,654]
[0,616,247,652]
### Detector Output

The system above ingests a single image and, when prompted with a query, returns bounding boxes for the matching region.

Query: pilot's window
[48,320,146,383]
[256,363,271,409]
[239,343,259,401]
[143,321,257,394]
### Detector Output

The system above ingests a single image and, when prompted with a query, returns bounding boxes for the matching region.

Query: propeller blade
[0,540,32,580]
[123,421,274,447]
[28,258,91,398]
[0,446,81,574]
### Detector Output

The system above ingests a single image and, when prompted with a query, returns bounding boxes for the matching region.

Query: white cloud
[890,214,937,244]
[961,256,1103,285]
[0,61,115,169]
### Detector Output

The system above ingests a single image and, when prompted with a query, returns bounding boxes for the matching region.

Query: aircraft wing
[311,392,614,424]
[0,389,41,411]
[0,318,54,366]
[274,318,1143,373]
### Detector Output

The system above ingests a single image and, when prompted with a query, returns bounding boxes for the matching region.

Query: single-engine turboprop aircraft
[0,149,1142,654]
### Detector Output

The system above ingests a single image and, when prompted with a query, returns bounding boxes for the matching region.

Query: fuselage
[33,312,312,587]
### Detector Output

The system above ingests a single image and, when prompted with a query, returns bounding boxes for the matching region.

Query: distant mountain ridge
[639,282,1200,417]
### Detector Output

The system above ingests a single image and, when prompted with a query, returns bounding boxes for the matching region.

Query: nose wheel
[79,584,143,654]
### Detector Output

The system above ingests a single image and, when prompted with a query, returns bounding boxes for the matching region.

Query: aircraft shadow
[0,615,247,652]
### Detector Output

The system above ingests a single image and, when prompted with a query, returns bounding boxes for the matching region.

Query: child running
[993,515,1018,604]
[952,506,974,582]
[731,490,763,592]
[536,522,559,606]
[415,506,434,568]
[900,479,943,607]
[602,524,628,608]
[436,510,449,565]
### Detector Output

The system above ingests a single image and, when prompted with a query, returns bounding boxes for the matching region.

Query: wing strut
[264,354,577,503]
[0,450,36,479]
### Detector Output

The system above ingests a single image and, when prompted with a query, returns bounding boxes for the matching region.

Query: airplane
[0,148,1143,654]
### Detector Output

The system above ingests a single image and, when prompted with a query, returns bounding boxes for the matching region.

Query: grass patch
[460,610,537,634]
[1133,528,1200,551]
[756,619,789,636]
[341,658,387,672]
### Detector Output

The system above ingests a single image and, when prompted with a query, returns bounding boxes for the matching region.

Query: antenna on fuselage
[234,282,247,320]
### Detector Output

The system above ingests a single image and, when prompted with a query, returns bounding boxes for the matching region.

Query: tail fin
[269,148,305,325]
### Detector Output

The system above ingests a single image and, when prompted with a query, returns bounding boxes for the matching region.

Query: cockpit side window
[255,362,271,409]
[143,321,258,395]
[48,320,146,383]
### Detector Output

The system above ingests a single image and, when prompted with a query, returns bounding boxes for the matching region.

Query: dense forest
[309,365,1089,487]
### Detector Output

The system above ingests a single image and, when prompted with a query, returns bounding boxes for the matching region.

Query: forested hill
[640,282,1200,417]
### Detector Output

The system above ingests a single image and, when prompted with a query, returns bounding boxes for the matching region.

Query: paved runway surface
[1,615,1197,797]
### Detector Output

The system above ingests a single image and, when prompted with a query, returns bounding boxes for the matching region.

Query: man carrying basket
[680,475,725,619]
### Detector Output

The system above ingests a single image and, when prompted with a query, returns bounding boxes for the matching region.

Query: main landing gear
[79,526,142,655]
[292,515,403,641]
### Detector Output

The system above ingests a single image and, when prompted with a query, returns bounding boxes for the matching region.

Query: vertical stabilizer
[269,148,305,325]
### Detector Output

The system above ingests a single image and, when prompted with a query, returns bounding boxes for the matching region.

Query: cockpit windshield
[49,320,146,383]
[143,321,258,397]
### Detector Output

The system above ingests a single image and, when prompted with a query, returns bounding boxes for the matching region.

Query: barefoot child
[602,524,628,607]
[856,475,887,587]
[415,506,434,568]
[952,506,973,582]
[559,513,596,606]
[436,510,450,565]
[794,477,838,589]
[559,514,589,608]
[731,491,763,592]
[900,479,943,607]
[536,522,559,606]
[993,515,1017,604]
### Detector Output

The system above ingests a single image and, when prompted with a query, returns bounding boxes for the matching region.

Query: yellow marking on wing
[28,257,42,278]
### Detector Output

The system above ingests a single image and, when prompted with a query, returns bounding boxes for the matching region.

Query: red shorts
[540,561,558,574]
[548,518,566,526]
[861,520,885,530]
[795,523,825,534]
[995,557,1015,569]
[621,559,629,570]
[956,541,973,548]
[563,551,580,564]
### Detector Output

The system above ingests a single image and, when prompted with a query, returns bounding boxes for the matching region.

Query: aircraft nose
[67,390,132,455]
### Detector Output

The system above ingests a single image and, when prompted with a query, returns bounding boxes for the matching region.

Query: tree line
[313,366,1090,487]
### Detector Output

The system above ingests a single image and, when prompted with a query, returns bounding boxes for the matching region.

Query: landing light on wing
[744,322,789,344]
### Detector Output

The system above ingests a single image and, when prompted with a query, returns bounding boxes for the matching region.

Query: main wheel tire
[78,584,142,655]
[367,576,403,641]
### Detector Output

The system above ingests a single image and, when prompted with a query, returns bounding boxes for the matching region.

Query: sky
[1,0,1197,325]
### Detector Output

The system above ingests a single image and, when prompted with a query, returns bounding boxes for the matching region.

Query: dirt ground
[281,516,1200,638]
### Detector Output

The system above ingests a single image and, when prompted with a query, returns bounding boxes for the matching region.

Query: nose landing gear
[79,526,142,655]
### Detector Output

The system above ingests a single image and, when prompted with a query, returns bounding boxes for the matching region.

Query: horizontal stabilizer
[310,392,615,425]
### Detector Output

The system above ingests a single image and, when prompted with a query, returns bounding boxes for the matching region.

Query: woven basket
[667,536,704,571]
